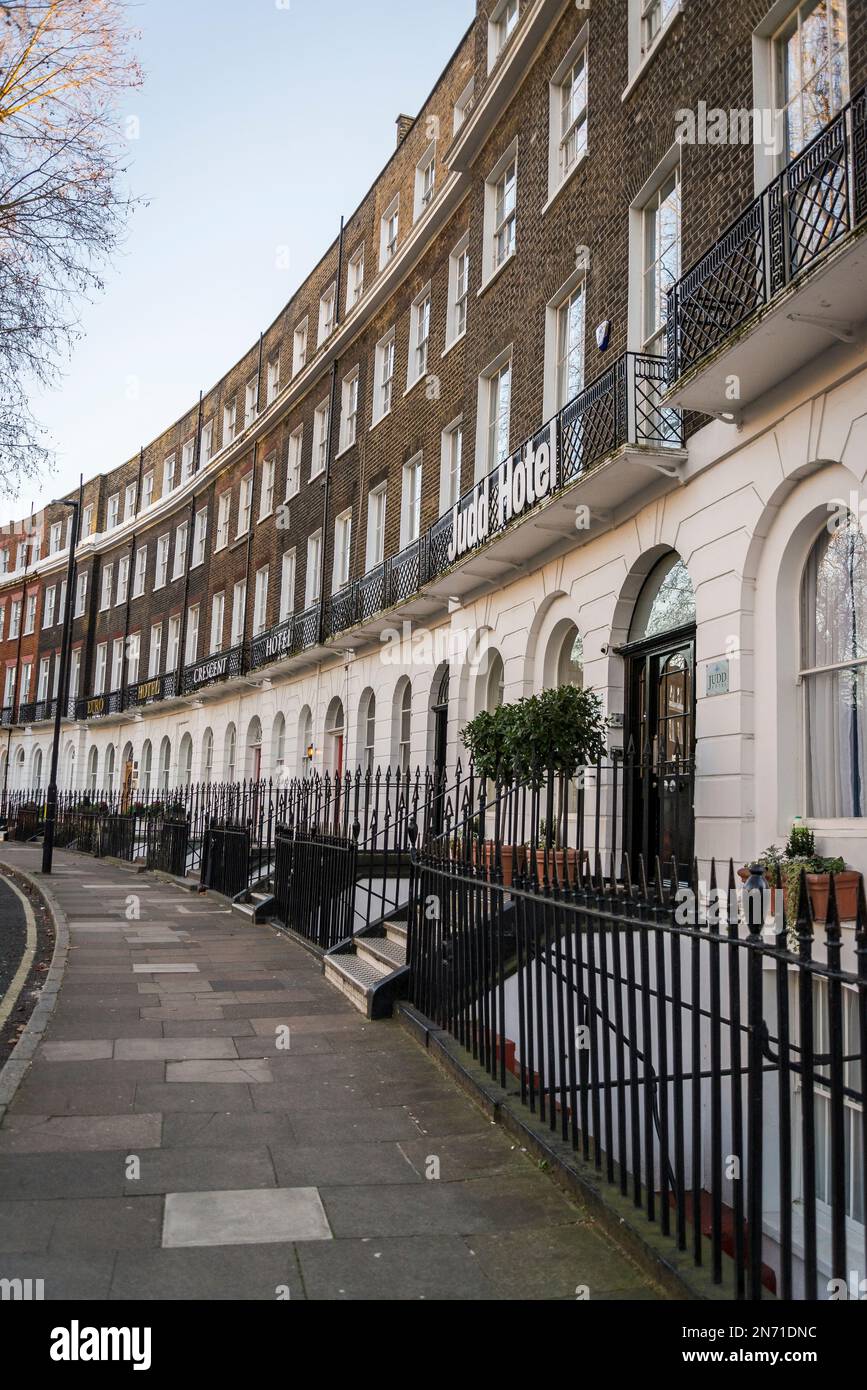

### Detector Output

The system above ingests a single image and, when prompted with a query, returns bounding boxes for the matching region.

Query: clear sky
[9,0,475,524]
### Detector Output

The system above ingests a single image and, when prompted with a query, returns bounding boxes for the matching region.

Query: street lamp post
[41,498,80,875]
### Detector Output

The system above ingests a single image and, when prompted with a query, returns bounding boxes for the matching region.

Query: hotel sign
[191,655,229,686]
[447,421,558,565]
[133,677,162,705]
[259,622,294,664]
[86,696,106,718]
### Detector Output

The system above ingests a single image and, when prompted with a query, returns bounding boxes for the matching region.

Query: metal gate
[274,825,358,951]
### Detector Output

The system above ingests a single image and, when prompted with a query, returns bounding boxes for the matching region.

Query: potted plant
[531,818,581,884]
[741,820,861,928]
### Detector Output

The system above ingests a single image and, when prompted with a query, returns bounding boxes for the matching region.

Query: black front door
[625,627,696,872]
[431,670,450,835]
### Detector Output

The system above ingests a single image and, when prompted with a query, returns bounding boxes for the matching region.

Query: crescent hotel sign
[447,421,558,565]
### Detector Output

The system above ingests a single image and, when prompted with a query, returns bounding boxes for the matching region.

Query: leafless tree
[0,0,142,498]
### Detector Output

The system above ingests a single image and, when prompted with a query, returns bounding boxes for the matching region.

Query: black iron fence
[406,768,866,1303]
[667,83,867,382]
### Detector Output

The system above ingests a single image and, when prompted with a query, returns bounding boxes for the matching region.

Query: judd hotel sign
[446,422,558,564]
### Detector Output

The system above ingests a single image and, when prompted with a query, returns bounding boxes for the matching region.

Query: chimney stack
[395,114,415,147]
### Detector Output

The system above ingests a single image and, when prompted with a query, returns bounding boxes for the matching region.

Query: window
[414,142,436,220]
[154,535,169,589]
[447,235,470,346]
[642,167,680,355]
[100,564,113,611]
[549,33,588,200]
[193,508,208,566]
[18,661,30,702]
[225,724,236,782]
[398,680,412,771]
[374,330,396,423]
[340,370,359,452]
[641,0,678,58]
[293,318,308,375]
[0,607,4,641]
[37,657,49,702]
[166,615,181,672]
[260,456,276,520]
[200,420,213,466]
[483,142,518,284]
[181,439,194,482]
[116,554,129,606]
[43,586,56,629]
[185,605,199,663]
[237,475,253,536]
[245,376,258,427]
[267,357,280,404]
[305,531,322,608]
[312,400,329,478]
[202,728,214,782]
[215,493,230,550]
[366,484,387,570]
[489,0,519,70]
[0,551,7,576]
[124,482,137,520]
[362,692,376,770]
[107,493,120,530]
[380,196,400,268]
[75,572,88,617]
[479,355,512,477]
[69,648,81,699]
[401,454,423,548]
[94,642,107,694]
[23,593,36,634]
[3,667,15,707]
[408,288,431,387]
[9,599,21,639]
[333,511,352,592]
[348,245,365,307]
[318,284,336,346]
[231,580,246,645]
[142,472,154,509]
[163,454,176,494]
[127,633,140,685]
[546,278,586,416]
[172,522,188,580]
[210,592,225,653]
[59,580,66,620]
[253,566,269,635]
[223,398,237,446]
[801,514,867,817]
[286,428,303,498]
[16,540,27,570]
[454,77,474,133]
[110,637,124,692]
[280,550,296,622]
[775,0,849,162]
[440,421,463,513]
[809,978,863,1221]
[49,521,62,554]
[148,623,162,679]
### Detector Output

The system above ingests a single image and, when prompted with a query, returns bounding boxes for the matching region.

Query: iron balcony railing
[31,354,681,723]
[0,706,14,728]
[667,84,867,382]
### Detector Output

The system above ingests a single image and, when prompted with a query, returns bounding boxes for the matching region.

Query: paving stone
[114,1038,238,1061]
[162,1187,332,1248]
[0,1114,162,1154]
[318,1176,582,1239]
[0,1252,116,1300]
[161,1112,296,1148]
[140,1005,226,1021]
[121,1145,277,1195]
[296,1234,499,1301]
[269,1141,420,1188]
[161,1019,254,1039]
[286,1107,422,1144]
[41,1041,114,1062]
[8,1082,136,1115]
[110,1245,305,1300]
[134,1083,254,1113]
[0,1152,125,1200]
[466,1224,653,1299]
[47,1197,164,1252]
[398,1132,537,1182]
[165,1059,273,1084]
[0,1199,58,1252]
[132,963,200,974]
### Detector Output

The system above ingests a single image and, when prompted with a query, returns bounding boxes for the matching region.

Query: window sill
[621,1,684,103]
[441,330,466,360]
[542,148,589,217]
[477,249,516,299]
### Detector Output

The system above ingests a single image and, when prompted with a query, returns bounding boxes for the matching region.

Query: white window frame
[286,427,303,499]
[107,493,120,530]
[142,472,154,510]
[454,77,474,134]
[446,234,470,349]
[304,530,322,609]
[75,572,88,618]
[193,507,208,567]
[293,318,308,376]
[628,152,681,356]
[23,593,36,635]
[266,356,280,404]
[544,270,587,419]
[148,623,162,679]
[94,643,107,695]
[482,140,518,287]
[488,0,519,72]
[215,493,231,551]
[124,482,137,520]
[340,369,360,453]
[380,195,400,269]
[318,283,336,346]
[110,637,124,692]
[373,329,396,424]
[172,522,188,580]
[259,455,276,520]
[332,510,352,593]
[49,521,62,554]
[43,586,56,629]
[133,545,147,598]
[311,400,330,479]
[245,375,258,428]
[366,483,387,571]
[279,549,296,623]
[163,454,176,495]
[223,398,237,446]
[440,418,464,515]
[400,453,423,549]
[414,141,437,221]
[237,475,253,537]
[347,245,365,307]
[116,554,129,607]
[181,439,195,481]
[253,566,269,636]
[231,580,246,646]
[547,26,589,205]
[200,420,213,465]
[167,615,181,673]
[100,563,113,612]
[407,286,432,389]
[210,592,225,654]
[476,350,512,482]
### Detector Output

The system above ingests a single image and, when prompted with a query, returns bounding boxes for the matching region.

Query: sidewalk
[0,845,664,1301]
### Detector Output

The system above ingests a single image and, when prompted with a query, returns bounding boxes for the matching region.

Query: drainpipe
[318,215,346,645]
[194,392,203,475]
[255,334,264,415]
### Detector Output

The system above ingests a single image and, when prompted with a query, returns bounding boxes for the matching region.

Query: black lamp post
[41,497,80,875]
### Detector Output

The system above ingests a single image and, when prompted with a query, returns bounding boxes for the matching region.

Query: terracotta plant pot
[806,871,861,923]
[474,841,521,887]
[534,847,580,883]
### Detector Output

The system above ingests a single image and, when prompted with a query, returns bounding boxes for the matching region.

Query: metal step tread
[385,918,408,941]
[358,935,406,970]
[324,952,385,994]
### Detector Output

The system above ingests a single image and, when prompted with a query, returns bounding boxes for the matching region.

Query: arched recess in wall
[14,746,25,790]
[356,689,376,774]
[392,676,412,773]
[158,736,172,791]
[224,724,237,783]
[271,714,286,778]
[179,733,194,787]
[104,743,116,794]
[201,728,214,784]
[297,706,313,778]
[121,742,134,793]
[542,621,584,691]
[141,740,153,793]
[245,717,263,781]
[63,742,76,790]
[427,663,451,776]
[324,698,345,778]
[31,745,43,791]
[87,745,99,793]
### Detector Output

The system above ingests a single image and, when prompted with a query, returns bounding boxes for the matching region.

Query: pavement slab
[0,845,664,1302]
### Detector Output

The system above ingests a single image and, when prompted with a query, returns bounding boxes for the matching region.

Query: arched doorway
[622,553,696,870]
[179,733,194,787]
[430,666,450,832]
[246,717,263,782]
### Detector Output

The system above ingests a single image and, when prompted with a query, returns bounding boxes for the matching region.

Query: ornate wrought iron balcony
[249,615,297,671]
[125,671,177,711]
[74,689,124,721]
[180,643,245,696]
[667,86,867,412]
